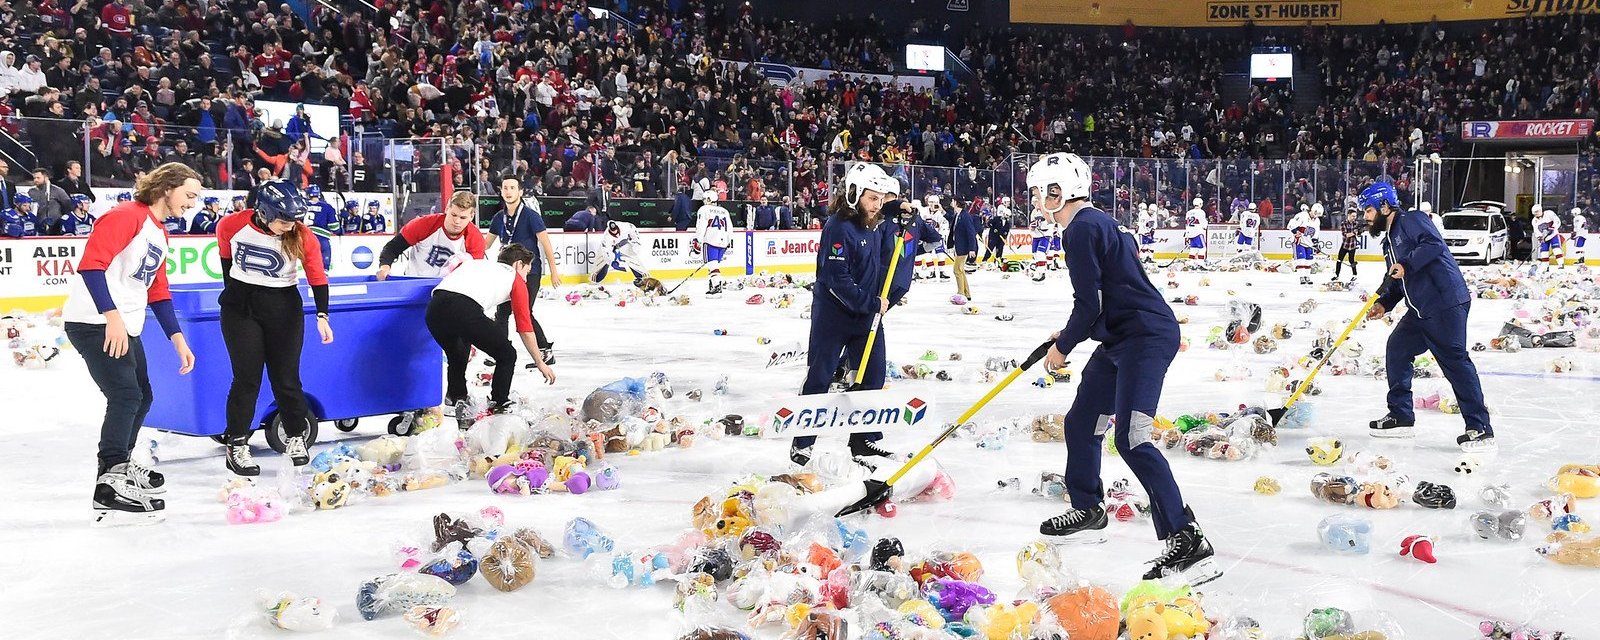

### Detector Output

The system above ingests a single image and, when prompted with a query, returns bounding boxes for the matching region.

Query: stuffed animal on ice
[1318,514,1373,554]
[1123,592,1209,640]
[259,590,336,631]
[1536,531,1600,567]
[1551,464,1600,498]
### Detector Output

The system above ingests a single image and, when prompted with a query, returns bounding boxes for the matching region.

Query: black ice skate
[488,399,519,415]
[849,439,898,463]
[115,461,165,494]
[1412,480,1457,509]
[224,440,261,477]
[284,434,310,466]
[93,468,165,527]
[789,444,812,467]
[1458,428,1498,454]
[1368,414,1415,439]
[1142,522,1222,586]
[1040,506,1109,544]
[453,398,475,430]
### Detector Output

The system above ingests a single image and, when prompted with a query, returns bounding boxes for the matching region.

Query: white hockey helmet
[843,162,899,207]
[1418,201,1432,213]
[1530,203,1541,215]
[1311,202,1324,215]
[703,190,719,203]
[1573,207,1583,215]
[1027,152,1091,214]
[925,193,940,206]
[1193,197,1204,207]
[1248,202,1258,211]
[1299,203,1310,213]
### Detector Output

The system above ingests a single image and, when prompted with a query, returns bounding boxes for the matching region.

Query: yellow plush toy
[1551,465,1600,498]
[1125,605,1167,640]
[1306,437,1344,466]
[708,497,754,539]
[965,601,1040,640]
[1124,594,1209,640]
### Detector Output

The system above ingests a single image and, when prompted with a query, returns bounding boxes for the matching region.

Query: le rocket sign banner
[1460,119,1594,141]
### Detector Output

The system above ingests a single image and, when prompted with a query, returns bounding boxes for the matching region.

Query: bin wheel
[334,418,360,432]
[263,413,320,454]
[387,412,418,436]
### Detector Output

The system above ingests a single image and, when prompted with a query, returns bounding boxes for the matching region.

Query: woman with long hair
[214,180,333,476]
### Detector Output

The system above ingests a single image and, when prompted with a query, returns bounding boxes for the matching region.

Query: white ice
[3,263,1599,638]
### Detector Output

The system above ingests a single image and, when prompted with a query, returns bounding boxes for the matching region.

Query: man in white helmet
[1533,204,1564,267]
[694,190,734,294]
[917,194,952,281]
[1136,203,1158,263]
[1236,200,1260,252]
[789,162,924,466]
[1184,197,1207,261]
[1571,207,1588,266]
[1028,198,1056,281]
[1420,201,1443,231]
[1028,152,1220,585]
[1289,203,1319,285]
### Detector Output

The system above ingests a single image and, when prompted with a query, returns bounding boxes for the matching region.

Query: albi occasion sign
[1461,119,1595,141]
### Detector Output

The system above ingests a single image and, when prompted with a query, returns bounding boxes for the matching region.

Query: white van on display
[1440,200,1510,264]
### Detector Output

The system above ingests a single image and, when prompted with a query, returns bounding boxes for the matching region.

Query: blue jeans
[65,322,151,470]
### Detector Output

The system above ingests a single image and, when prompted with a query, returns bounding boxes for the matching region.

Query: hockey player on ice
[376,192,489,279]
[694,190,734,295]
[1135,203,1158,263]
[1027,152,1221,585]
[189,196,223,235]
[1421,201,1443,231]
[1571,207,1588,265]
[591,219,654,288]
[1029,207,1055,281]
[1289,204,1319,285]
[1236,201,1260,251]
[1183,198,1207,261]
[1534,204,1565,267]
[916,195,952,281]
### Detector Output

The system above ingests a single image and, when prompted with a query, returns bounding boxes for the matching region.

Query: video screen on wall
[905,44,945,72]
[1250,53,1293,80]
[254,100,342,153]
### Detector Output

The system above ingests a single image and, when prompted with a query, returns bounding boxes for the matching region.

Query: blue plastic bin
[142,275,444,445]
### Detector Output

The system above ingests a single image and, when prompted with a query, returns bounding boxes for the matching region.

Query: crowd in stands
[0,1,1595,232]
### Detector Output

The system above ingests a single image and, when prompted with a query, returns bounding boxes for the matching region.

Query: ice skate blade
[1368,426,1415,439]
[1152,557,1223,587]
[1039,531,1109,546]
[1460,441,1499,456]
[92,508,165,527]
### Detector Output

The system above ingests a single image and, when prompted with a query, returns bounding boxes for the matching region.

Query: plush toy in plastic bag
[403,426,464,473]
[356,573,456,621]
[259,590,336,631]
[582,377,648,425]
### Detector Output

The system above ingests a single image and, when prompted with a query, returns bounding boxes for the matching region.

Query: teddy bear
[1310,473,1360,505]
[1356,482,1400,509]
[1031,414,1065,442]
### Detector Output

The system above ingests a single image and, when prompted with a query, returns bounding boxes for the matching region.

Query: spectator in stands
[132,138,165,176]
[29,167,74,235]
[58,161,92,201]
[753,194,777,230]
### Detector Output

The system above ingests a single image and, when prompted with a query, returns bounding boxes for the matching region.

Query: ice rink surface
[3,262,1598,638]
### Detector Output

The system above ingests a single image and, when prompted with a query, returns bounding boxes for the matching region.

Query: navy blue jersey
[1376,208,1470,318]
[1055,206,1178,355]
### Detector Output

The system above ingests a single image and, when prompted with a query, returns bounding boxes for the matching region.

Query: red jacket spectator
[102,0,133,38]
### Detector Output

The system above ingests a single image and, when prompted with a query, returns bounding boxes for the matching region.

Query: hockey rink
[2,263,1597,638]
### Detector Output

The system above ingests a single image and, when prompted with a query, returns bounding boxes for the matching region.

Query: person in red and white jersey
[61,163,201,526]
[429,244,556,428]
[375,191,487,279]
[214,180,333,477]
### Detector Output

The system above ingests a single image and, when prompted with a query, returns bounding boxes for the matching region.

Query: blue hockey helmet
[343,199,360,211]
[304,185,322,199]
[71,194,92,207]
[116,192,133,202]
[14,194,33,206]
[253,180,307,223]
[366,199,380,209]
[203,196,220,207]
[232,193,247,203]
[1357,182,1399,211]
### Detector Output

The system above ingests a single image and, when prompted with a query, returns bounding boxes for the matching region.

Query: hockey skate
[453,399,475,430]
[224,440,261,477]
[1368,414,1415,439]
[284,435,310,466]
[121,460,166,494]
[789,444,813,467]
[1142,522,1222,586]
[849,439,899,464]
[1039,506,1109,544]
[1458,429,1498,454]
[93,467,165,527]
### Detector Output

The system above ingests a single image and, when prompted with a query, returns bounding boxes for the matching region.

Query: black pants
[983,236,1005,262]
[65,322,151,470]
[430,291,517,404]
[221,289,311,439]
[495,267,551,350]
[1335,246,1358,276]
[791,314,885,451]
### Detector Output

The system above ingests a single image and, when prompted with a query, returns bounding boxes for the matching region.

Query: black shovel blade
[1267,406,1286,427]
[835,479,893,518]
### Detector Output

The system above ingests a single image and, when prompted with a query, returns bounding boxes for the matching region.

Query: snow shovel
[1268,294,1380,427]
[836,339,1054,517]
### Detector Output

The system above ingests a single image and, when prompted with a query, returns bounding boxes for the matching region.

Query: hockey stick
[837,339,1054,517]
[851,232,907,389]
[664,262,710,295]
[1268,294,1380,427]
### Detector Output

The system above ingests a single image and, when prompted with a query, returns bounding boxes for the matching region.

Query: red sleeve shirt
[219,211,329,287]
